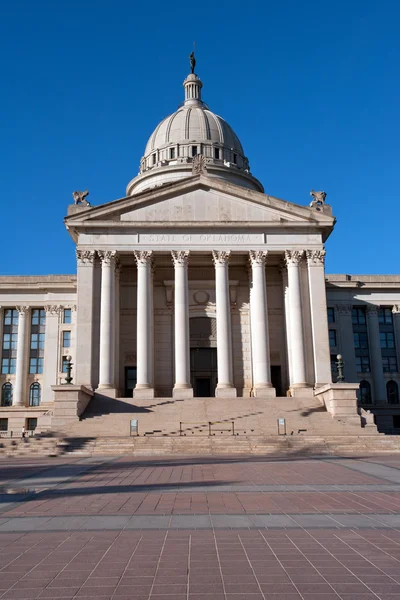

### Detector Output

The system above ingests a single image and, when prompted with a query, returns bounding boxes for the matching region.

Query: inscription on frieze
[138,233,265,245]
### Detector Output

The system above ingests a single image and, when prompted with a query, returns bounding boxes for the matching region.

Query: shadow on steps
[80,394,153,420]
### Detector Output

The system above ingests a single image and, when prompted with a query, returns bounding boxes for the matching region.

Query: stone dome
[126,71,263,195]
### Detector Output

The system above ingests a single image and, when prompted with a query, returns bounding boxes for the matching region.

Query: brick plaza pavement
[1,455,400,598]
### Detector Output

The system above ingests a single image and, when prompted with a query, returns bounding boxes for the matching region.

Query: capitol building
[1,64,400,436]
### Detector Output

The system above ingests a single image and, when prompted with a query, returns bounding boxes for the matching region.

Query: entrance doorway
[189,316,218,397]
[190,348,218,397]
[124,366,137,398]
[271,366,282,397]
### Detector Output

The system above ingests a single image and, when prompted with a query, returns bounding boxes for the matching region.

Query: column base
[134,386,155,399]
[96,386,118,398]
[253,385,276,398]
[173,386,194,399]
[215,385,237,398]
[289,385,314,398]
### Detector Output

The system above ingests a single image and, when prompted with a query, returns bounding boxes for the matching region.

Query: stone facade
[1,67,399,435]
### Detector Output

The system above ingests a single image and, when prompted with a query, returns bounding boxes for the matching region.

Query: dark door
[125,366,137,397]
[190,348,218,397]
[195,377,211,397]
[271,366,282,397]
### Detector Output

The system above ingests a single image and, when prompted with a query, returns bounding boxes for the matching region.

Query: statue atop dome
[189,51,196,74]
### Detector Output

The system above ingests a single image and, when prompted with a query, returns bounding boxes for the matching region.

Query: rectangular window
[191,145,198,157]
[352,307,366,325]
[379,307,393,324]
[152,153,156,165]
[29,357,44,374]
[380,332,395,348]
[31,309,45,326]
[330,354,338,379]
[30,333,45,350]
[169,147,176,160]
[329,329,337,347]
[327,308,335,323]
[26,418,37,431]
[62,331,71,348]
[383,356,398,373]
[214,148,220,159]
[354,332,369,349]
[4,309,18,326]
[62,356,69,373]
[356,356,371,373]
[63,309,72,324]
[233,153,237,164]
[2,333,17,350]
[0,419,8,432]
[1,358,16,374]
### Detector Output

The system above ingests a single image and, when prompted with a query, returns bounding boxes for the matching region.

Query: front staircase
[1,393,399,458]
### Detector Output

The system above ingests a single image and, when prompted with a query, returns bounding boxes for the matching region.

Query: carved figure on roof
[309,189,327,208]
[72,190,90,206]
[189,51,196,74]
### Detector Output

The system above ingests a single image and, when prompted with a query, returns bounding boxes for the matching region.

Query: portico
[71,232,333,400]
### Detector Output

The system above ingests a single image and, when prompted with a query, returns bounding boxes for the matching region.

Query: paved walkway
[1,455,400,598]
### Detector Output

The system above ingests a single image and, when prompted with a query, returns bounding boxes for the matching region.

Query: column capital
[45,305,63,316]
[212,250,230,266]
[306,249,326,266]
[15,306,29,316]
[366,305,379,317]
[335,303,353,316]
[249,250,268,266]
[171,250,189,266]
[76,249,96,265]
[284,250,304,267]
[98,250,117,266]
[134,250,153,266]
[392,304,400,314]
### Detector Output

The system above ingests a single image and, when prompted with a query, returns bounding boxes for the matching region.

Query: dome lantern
[183,73,203,107]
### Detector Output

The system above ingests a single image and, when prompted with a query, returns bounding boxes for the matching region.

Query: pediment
[66,175,334,232]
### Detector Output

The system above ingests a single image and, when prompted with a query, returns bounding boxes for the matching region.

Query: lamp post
[65,355,73,384]
[336,354,344,383]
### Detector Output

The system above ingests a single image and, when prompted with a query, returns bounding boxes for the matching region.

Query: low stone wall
[314,383,365,427]
[51,385,94,428]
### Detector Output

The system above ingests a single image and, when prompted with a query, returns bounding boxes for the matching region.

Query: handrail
[179,420,235,436]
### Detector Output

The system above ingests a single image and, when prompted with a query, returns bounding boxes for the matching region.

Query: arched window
[29,382,41,407]
[387,380,399,404]
[1,383,13,407]
[360,380,372,404]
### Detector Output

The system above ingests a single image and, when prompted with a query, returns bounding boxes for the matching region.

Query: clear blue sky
[1,0,399,275]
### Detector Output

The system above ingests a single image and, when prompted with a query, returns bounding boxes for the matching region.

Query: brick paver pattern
[1,455,400,599]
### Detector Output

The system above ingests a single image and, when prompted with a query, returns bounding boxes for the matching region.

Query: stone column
[366,305,386,403]
[134,251,154,398]
[335,304,358,382]
[392,305,400,375]
[98,251,116,391]
[249,251,275,397]
[284,250,310,394]
[306,249,332,386]
[114,259,121,395]
[212,250,237,397]
[282,268,293,388]
[172,251,193,398]
[75,250,97,388]
[14,306,29,406]
[43,305,61,402]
